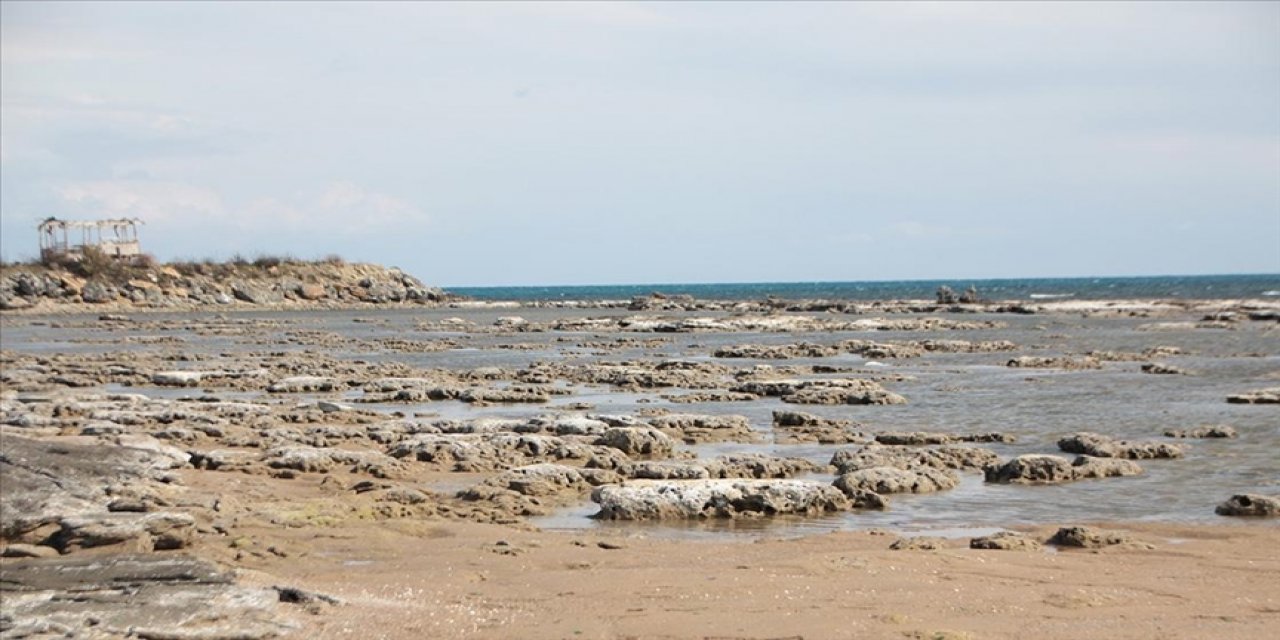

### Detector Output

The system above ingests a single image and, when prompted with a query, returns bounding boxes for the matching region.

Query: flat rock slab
[592,479,850,520]
[0,553,291,639]
[1057,432,1185,459]
[984,454,1142,485]
[1165,425,1237,439]
[1226,388,1280,404]
[0,436,179,541]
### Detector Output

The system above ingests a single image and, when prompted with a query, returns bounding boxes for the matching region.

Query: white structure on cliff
[38,217,144,262]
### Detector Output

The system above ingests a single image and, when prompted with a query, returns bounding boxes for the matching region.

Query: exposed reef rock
[983,454,1142,484]
[591,479,850,520]
[1057,432,1186,459]
[1226,388,1280,404]
[1164,425,1237,439]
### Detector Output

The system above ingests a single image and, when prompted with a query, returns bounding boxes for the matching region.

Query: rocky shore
[0,258,451,312]
[1,293,1277,638]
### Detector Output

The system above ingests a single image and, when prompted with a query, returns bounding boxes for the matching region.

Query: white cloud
[58,180,223,222]
[244,182,423,230]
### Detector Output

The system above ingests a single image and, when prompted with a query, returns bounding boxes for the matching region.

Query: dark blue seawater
[450,274,1280,302]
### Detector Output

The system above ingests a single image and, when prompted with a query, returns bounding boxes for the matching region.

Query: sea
[450,273,1280,302]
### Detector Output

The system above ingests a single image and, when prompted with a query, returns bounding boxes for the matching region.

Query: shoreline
[2,295,1279,317]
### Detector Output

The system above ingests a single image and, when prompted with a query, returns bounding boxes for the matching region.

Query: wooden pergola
[38,217,144,262]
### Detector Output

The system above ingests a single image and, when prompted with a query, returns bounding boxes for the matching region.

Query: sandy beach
[212,470,1280,640]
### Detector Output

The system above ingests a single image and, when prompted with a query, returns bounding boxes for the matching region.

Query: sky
[1,1,1278,287]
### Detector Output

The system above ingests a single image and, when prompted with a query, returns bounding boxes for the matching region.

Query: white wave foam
[1029,293,1075,300]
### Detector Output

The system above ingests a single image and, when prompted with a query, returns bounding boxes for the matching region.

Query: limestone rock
[592,479,850,520]
[700,454,819,479]
[984,454,1143,484]
[1165,425,1237,439]
[645,413,757,443]
[268,375,338,393]
[873,431,1014,445]
[623,461,711,480]
[0,553,288,639]
[833,466,959,495]
[1057,432,1185,459]
[1048,526,1146,549]
[832,445,999,474]
[596,427,676,458]
[1226,388,1280,404]
[969,531,1043,551]
[889,536,945,551]
[0,436,181,541]
[56,511,196,552]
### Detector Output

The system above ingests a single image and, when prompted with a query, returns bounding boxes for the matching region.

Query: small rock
[1215,494,1280,517]
[889,537,945,551]
[1165,425,1237,439]
[1048,526,1146,549]
[969,531,1042,551]
[1226,388,1280,404]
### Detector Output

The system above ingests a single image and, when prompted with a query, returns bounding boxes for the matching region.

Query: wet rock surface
[1165,425,1237,439]
[0,553,292,639]
[983,454,1143,484]
[1215,494,1280,517]
[1048,526,1150,550]
[969,531,1043,551]
[1057,432,1186,459]
[591,479,851,520]
[833,466,960,495]
[1226,387,1280,404]
[832,445,1000,474]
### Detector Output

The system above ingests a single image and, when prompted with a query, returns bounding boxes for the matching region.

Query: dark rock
[1165,425,1237,439]
[889,536,945,550]
[1215,494,1280,517]
[1048,526,1146,549]
[969,531,1042,551]
[1226,388,1280,404]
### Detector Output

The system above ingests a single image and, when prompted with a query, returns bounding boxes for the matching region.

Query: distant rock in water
[1165,425,1237,439]
[1057,432,1185,459]
[1215,494,1280,517]
[1226,388,1280,404]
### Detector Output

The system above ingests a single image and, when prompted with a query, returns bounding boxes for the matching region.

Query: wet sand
[177,465,1280,640]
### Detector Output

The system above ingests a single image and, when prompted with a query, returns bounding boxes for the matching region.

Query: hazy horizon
[443,272,1279,291]
[3,2,1278,286]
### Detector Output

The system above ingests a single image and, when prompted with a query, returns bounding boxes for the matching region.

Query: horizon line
[443,271,1280,290]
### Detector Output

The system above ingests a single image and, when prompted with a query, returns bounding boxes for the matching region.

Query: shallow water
[3,307,1277,537]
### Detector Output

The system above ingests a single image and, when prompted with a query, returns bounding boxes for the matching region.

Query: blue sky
[2,1,1277,286]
